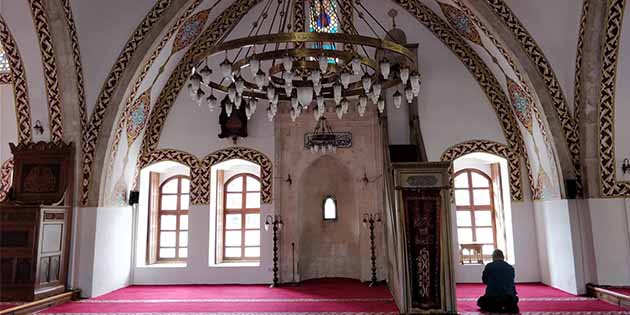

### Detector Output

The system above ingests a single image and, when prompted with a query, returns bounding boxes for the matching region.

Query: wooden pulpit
[0,141,74,301]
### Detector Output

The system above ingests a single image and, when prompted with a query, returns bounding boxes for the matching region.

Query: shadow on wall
[298,155,360,281]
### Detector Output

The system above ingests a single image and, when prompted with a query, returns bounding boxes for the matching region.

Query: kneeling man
[477,249,519,313]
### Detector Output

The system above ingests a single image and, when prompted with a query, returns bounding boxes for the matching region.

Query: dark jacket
[482,260,517,297]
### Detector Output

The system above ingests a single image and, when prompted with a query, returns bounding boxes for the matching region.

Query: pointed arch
[0,15,32,143]
[202,147,272,204]
[441,140,522,201]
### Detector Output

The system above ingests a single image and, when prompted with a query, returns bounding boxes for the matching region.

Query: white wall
[0,85,17,161]
[613,3,630,180]
[588,198,630,285]
[73,206,133,298]
[0,0,50,142]
[504,0,583,114]
[532,199,598,294]
[133,203,274,284]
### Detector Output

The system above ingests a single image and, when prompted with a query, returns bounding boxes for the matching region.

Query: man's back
[482,260,516,297]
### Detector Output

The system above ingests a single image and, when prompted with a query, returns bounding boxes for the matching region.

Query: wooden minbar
[392,162,457,314]
[0,141,74,302]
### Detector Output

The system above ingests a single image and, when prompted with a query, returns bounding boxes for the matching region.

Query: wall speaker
[128,190,140,205]
[564,179,578,199]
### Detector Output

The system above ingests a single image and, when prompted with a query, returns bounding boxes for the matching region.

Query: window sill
[210,262,260,267]
[139,263,187,268]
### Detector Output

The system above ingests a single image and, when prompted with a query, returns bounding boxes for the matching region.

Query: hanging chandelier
[187,0,420,122]
[308,117,338,153]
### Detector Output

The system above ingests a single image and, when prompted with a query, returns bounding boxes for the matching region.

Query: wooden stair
[0,289,80,315]
[587,283,630,309]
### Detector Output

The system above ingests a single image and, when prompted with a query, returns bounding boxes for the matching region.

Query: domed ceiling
[3,0,628,206]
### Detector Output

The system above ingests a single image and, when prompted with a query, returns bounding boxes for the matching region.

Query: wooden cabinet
[0,205,71,301]
[0,141,74,302]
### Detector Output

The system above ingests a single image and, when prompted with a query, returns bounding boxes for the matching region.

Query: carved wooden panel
[403,189,442,309]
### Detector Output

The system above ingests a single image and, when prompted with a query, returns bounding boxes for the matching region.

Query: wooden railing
[0,290,80,315]
[587,284,630,309]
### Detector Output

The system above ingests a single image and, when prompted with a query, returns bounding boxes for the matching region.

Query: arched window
[308,0,338,51]
[323,196,337,220]
[454,169,497,262]
[157,175,190,262]
[223,174,261,261]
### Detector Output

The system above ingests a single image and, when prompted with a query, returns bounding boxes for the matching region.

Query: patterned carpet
[36,279,629,315]
[457,283,629,314]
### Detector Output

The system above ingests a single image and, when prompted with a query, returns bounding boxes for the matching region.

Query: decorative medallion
[438,2,482,45]
[126,91,151,144]
[506,77,533,133]
[173,9,210,53]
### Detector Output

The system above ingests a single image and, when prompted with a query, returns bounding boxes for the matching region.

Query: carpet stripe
[457,297,597,302]
[41,312,401,315]
[79,298,394,304]
[461,312,629,315]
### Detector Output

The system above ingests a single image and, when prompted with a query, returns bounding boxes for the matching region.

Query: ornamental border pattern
[202,147,273,204]
[441,140,523,201]
[0,159,14,203]
[449,0,543,198]
[484,0,582,180]
[61,0,88,136]
[0,16,32,143]
[574,0,590,129]
[391,0,523,154]
[140,147,272,205]
[0,72,13,84]
[598,0,630,197]
[29,0,63,143]
[139,0,263,156]
[80,0,173,205]
[392,0,531,198]
[106,0,204,186]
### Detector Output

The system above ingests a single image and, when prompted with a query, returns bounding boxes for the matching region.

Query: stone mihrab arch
[0,15,32,143]
[441,140,522,201]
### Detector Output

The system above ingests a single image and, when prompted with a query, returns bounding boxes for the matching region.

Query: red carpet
[456,283,629,314]
[41,278,399,314]
[38,280,630,314]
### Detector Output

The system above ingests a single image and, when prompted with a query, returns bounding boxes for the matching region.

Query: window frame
[156,175,190,263]
[454,168,498,261]
[222,173,261,262]
[322,195,337,221]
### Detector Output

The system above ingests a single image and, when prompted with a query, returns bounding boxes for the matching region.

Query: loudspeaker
[128,190,140,205]
[565,179,578,199]
[389,145,420,163]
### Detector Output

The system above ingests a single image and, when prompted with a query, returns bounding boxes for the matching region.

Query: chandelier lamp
[187,0,420,122]
[309,117,337,154]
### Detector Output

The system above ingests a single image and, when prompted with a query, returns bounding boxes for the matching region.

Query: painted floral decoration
[439,2,482,45]
[506,77,533,133]
[126,90,151,144]
[173,9,210,53]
